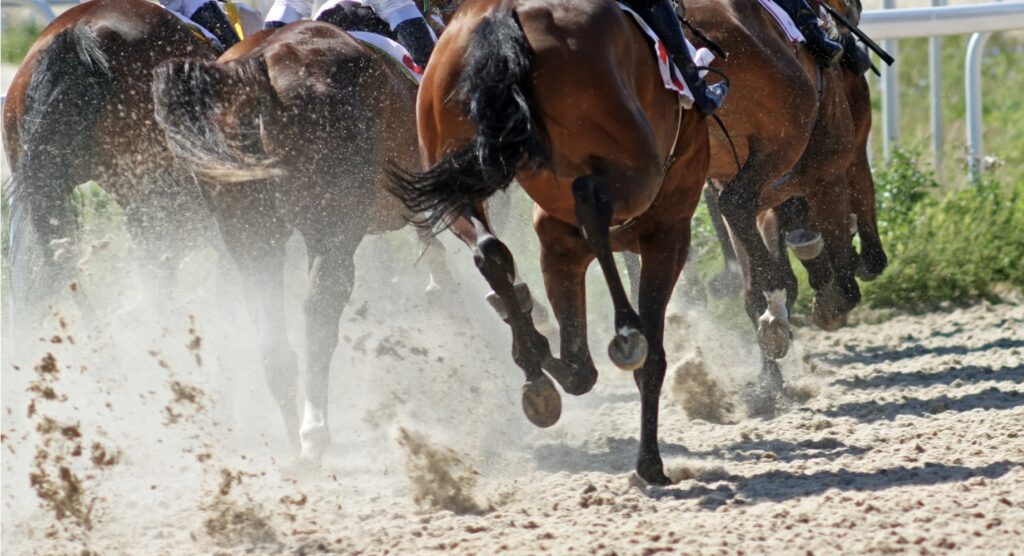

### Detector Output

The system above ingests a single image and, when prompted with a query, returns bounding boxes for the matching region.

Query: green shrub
[861,151,1024,308]
[2,22,42,65]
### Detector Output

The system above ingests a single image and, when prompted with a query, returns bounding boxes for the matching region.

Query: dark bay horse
[152,21,452,460]
[681,0,886,400]
[3,0,226,329]
[390,0,710,484]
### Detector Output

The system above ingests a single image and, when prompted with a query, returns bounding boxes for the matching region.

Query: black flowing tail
[152,57,283,184]
[388,8,548,232]
[7,25,112,321]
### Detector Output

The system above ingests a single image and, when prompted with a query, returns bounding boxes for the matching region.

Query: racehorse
[3,0,254,332]
[679,0,886,403]
[152,20,454,459]
[390,0,711,484]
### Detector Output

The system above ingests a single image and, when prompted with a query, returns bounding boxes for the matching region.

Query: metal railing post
[966,31,992,182]
[880,0,900,160]
[929,0,946,180]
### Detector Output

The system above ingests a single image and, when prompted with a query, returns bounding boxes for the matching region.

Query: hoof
[608,328,648,371]
[522,375,561,428]
[811,298,848,331]
[542,354,596,396]
[855,260,881,282]
[424,280,443,295]
[786,229,824,261]
[756,317,791,359]
[299,424,330,463]
[637,459,672,486]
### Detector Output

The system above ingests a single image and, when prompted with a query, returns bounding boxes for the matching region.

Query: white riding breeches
[266,0,423,30]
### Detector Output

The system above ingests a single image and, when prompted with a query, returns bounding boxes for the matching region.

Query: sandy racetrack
[1,234,1023,554]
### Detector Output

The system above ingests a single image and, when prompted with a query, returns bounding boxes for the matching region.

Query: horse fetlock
[521,375,562,428]
[299,401,330,461]
[636,453,671,486]
[608,327,648,371]
[542,353,597,396]
[757,289,791,359]
[785,228,824,261]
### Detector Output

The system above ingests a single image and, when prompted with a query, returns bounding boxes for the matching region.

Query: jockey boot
[394,17,436,69]
[774,0,843,68]
[840,33,873,75]
[630,0,726,117]
[264,20,287,30]
[190,1,240,49]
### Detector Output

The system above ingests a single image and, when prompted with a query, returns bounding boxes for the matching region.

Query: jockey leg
[624,0,727,117]
[191,1,241,48]
[161,0,240,48]
[366,0,436,68]
[264,0,313,29]
[773,0,843,68]
[841,33,873,75]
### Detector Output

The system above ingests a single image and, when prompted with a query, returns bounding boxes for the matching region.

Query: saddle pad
[616,3,714,107]
[755,0,807,43]
[348,31,424,83]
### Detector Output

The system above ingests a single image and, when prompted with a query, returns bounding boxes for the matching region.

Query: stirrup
[692,81,728,117]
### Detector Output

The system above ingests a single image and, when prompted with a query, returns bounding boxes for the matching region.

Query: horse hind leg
[534,211,599,396]
[214,193,301,452]
[453,209,563,428]
[298,231,363,463]
[571,175,647,371]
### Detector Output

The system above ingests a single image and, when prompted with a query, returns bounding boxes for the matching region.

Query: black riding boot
[394,18,436,69]
[190,1,240,49]
[840,33,872,75]
[773,0,843,68]
[264,20,287,30]
[628,0,726,117]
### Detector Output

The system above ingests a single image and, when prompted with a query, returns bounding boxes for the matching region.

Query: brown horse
[679,0,885,403]
[390,0,710,484]
[3,0,229,330]
[151,20,455,459]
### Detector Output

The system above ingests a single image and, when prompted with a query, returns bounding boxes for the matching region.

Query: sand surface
[2,232,1021,555]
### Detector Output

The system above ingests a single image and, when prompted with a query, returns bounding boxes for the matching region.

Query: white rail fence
[860,1,1024,181]
[3,1,1023,180]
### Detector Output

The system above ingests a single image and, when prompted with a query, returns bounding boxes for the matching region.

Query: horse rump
[387,8,548,233]
[7,25,112,322]
[152,57,283,184]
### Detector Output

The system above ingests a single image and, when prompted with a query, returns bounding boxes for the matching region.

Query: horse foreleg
[218,207,300,453]
[571,175,647,371]
[417,230,456,295]
[535,210,598,396]
[633,225,688,485]
[449,208,562,428]
[804,178,861,331]
[299,236,359,463]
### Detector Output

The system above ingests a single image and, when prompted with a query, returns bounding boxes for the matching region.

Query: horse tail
[388,8,549,232]
[7,25,112,318]
[152,57,284,183]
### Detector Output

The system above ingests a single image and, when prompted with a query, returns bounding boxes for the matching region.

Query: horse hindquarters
[7,26,112,329]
